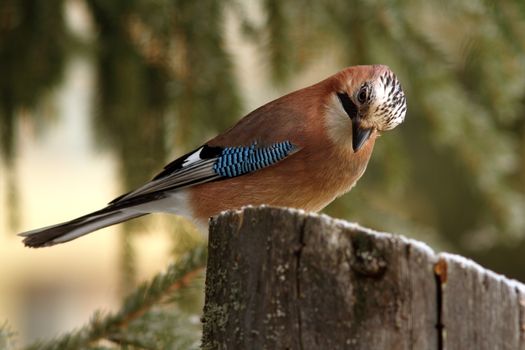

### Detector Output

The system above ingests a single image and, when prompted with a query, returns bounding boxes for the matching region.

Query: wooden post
[201,206,525,350]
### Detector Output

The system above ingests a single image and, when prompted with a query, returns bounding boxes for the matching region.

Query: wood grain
[202,206,524,350]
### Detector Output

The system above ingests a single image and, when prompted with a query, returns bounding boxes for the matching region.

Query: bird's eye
[357,85,369,104]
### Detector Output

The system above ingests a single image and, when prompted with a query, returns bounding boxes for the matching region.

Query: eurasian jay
[20,64,407,247]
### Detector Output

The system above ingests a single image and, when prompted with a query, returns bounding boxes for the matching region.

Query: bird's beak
[351,117,373,152]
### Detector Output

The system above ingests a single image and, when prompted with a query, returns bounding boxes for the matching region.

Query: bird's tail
[19,208,146,248]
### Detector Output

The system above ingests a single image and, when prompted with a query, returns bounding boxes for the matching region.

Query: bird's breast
[188,136,376,221]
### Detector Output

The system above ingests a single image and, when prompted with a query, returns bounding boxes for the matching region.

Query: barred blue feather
[106,140,298,203]
[213,141,297,178]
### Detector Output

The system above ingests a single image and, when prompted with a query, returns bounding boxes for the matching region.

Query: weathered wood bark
[202,206,525,350]
[435,254,525,350]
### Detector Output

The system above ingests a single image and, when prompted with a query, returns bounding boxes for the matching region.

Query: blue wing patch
[109,140,298,204]
[213,141,297,178]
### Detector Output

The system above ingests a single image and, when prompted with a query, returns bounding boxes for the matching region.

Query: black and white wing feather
[111,140,299,204]
[20,140,298,247]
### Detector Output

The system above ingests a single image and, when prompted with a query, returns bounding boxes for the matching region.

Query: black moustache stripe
[337,92,358,119]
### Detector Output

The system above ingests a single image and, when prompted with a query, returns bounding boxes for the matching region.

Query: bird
[19,64,407,248]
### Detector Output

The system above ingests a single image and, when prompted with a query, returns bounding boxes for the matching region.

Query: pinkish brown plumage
[20,65,406,247]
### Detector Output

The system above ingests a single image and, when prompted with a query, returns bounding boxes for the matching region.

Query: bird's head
[325,65,407,152]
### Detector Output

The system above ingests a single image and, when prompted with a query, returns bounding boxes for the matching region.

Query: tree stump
[201,206,525,350]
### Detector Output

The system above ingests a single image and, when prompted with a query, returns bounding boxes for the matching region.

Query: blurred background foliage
[1,0,525,347]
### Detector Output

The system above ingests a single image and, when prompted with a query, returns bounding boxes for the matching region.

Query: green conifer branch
[0,322,16,350]
[23,244,207,350]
